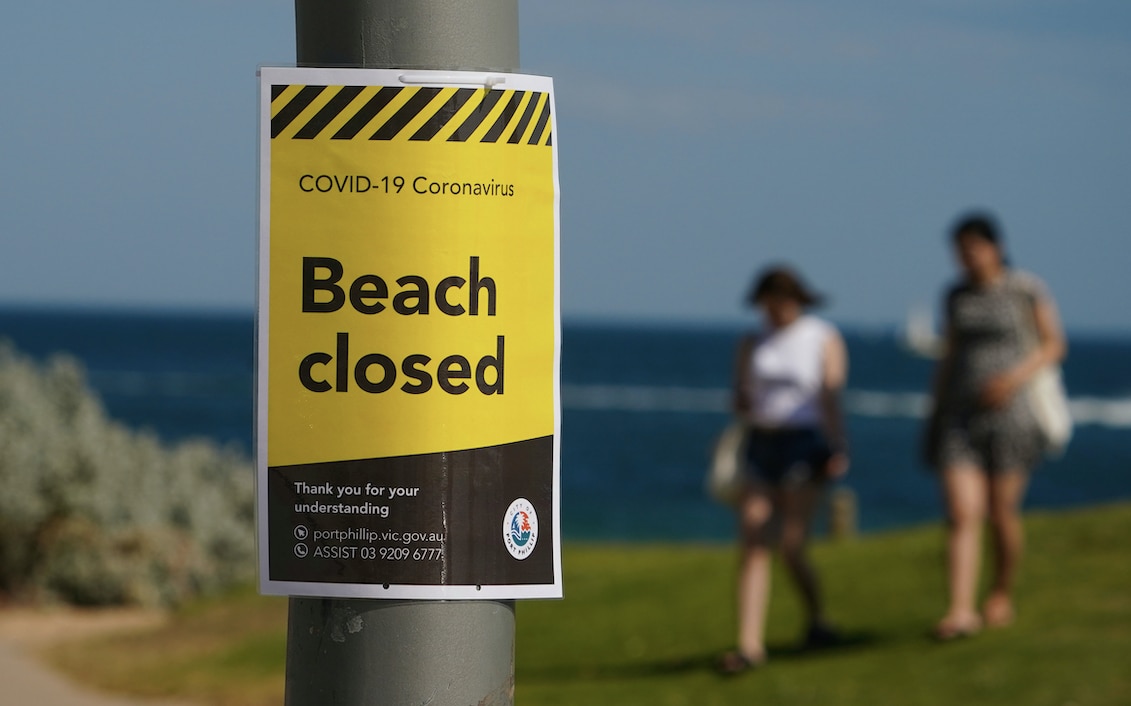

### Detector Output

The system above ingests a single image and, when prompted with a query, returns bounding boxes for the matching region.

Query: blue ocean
[2,307,1129,542]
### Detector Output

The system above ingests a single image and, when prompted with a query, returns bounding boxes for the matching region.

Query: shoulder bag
[1011,277,1072,456]
[706,419,749,506]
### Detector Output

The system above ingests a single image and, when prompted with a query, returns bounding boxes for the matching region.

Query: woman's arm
[982,293,1067,409]
[929,322,955,410]
[929,285,957,411]
[819,329,850,477]
[920,303,956,467]
[732,335,755,416]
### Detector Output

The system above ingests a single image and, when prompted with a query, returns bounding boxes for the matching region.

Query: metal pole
[295,0,518,71]
[286,2,520,705]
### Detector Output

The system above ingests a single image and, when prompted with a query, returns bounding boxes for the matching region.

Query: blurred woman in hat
[719,265,850,675]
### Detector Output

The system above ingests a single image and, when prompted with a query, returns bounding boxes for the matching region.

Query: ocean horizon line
[1,301,1130,342]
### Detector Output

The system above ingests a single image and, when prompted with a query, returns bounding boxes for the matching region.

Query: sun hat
[747,266,824,307]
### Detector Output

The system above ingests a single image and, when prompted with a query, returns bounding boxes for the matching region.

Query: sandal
[716,649,765,676]
[934,616,983,642]
[983,594,1015,628]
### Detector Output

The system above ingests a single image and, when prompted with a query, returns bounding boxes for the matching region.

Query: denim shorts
[744,427,832,487]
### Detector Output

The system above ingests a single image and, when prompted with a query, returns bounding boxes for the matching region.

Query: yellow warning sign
[258,69,559,469]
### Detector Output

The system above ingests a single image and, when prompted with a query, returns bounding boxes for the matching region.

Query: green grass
[47,503,1131,705]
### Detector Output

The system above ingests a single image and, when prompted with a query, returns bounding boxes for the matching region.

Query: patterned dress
[928,270,1050,473]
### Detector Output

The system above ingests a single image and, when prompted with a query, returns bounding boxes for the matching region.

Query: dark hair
[950,210,1011,266]
[747,265,824,307]
[951,211,1002,247]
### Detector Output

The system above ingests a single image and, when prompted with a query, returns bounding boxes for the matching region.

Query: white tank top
[744,315,833,428]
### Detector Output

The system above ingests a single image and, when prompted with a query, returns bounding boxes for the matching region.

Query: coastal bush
[0,342,254,606]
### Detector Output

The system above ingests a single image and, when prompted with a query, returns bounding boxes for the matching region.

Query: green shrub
[0,342,254,606]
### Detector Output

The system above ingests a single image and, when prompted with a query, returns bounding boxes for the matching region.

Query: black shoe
[802,622,842,650]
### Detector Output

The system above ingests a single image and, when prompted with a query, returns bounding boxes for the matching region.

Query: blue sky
[2,1,1129,332]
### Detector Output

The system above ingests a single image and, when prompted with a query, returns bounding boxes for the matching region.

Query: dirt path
[0,609,192,706]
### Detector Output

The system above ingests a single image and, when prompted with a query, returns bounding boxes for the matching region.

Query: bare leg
[938,464,988,636]
[779,480,827,628]
[735,484,774,662]
[984,470,1030,627]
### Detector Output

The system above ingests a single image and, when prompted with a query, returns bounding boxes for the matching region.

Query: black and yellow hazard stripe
[270,85,552,146]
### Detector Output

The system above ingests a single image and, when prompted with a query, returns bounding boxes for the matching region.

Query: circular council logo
[502,498,539,560]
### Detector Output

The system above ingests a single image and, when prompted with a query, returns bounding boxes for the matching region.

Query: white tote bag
[1027,365,1072,456]
[706,420,749,507]
[1011,279,1072,456]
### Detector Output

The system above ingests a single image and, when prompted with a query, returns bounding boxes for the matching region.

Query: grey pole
[285,2,520,705]
[295,1,518,71]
